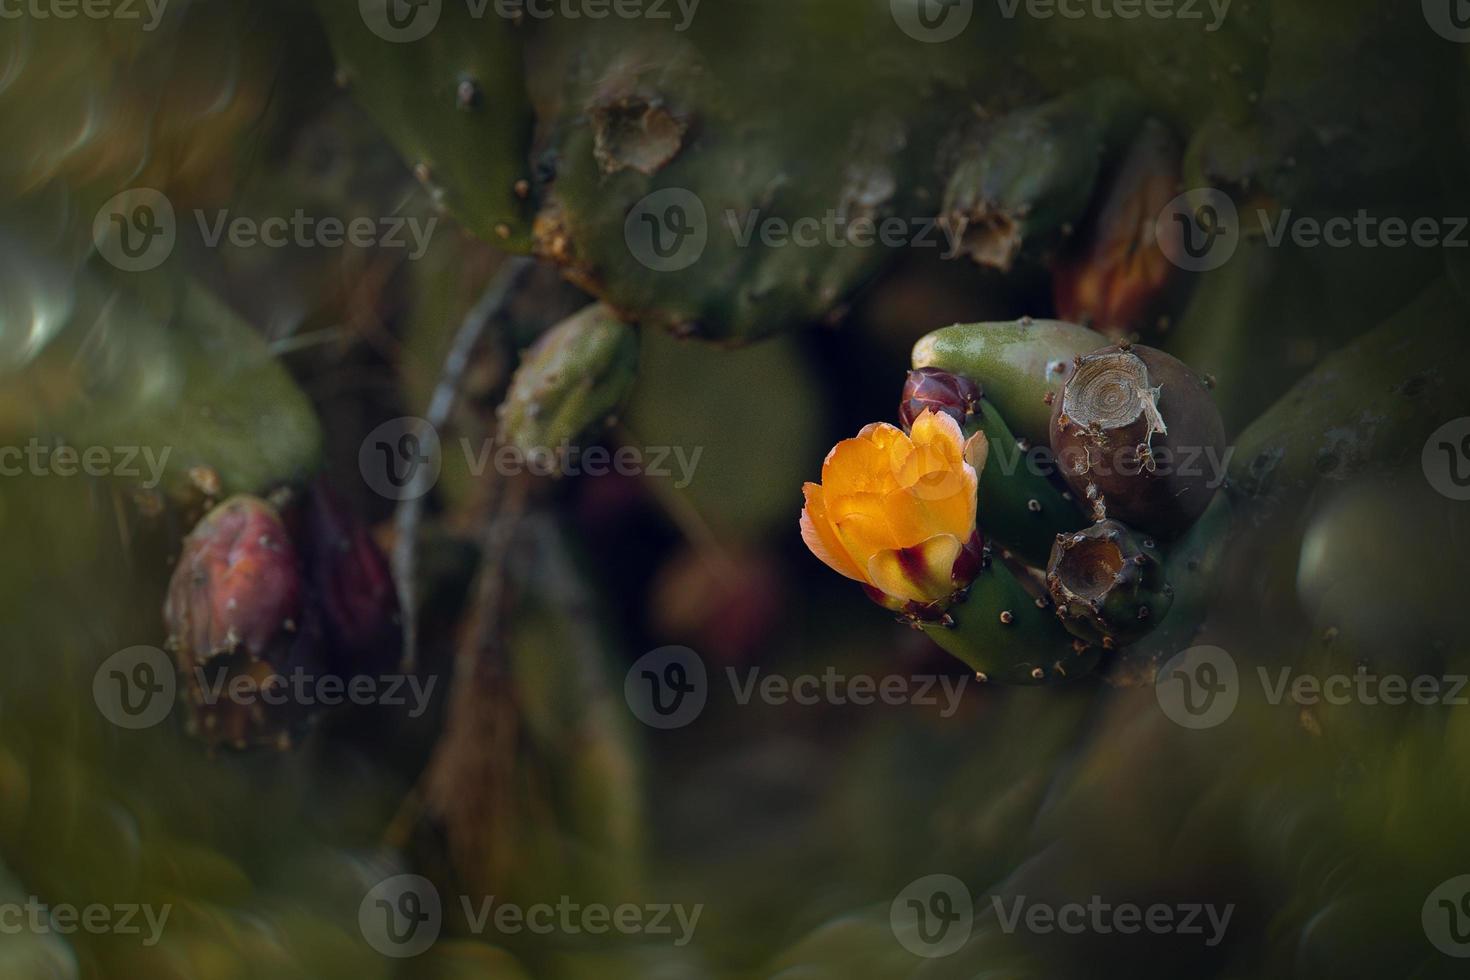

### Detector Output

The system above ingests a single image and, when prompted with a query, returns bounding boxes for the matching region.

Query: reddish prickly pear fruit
[297,478,402,678]
[164,495,316,750]
[898,367,981,430]
[1046,520,1173,648]
[1049,344,1225,538]
[1052,119,1182,341]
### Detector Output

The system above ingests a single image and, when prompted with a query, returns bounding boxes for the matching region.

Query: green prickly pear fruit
[940,79,1144,271]
[496,303,639,473]
[1050,343,1225,538]
[911,317,1107,447]
[1046,519,1173,649]
[313,1,535,250]
[164,495,315,750]
[921,548,1099,686]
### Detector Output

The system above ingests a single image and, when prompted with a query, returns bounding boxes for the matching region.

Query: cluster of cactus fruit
[875,319,1225,683]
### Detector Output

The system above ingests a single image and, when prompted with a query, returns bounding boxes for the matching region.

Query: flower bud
[1046,519,1173,648]
[164,495,314,749]
[1049,344,1225,538]
[1052,119,1182,340]
[496,303,639,474]
[898,367,981,430]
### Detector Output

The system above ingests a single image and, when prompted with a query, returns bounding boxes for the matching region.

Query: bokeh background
[2,1,1470,977]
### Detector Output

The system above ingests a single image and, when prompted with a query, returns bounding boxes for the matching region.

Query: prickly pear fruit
[921,548,1099,686]
[495,303,639,471]
[164,495,315,749]
[911,318,1107,446]
[295,479,401,678]
[1052,119,1182,341]
[1047,519,1172,648]
[940,79,1144,271]
[1050,344,1225,538]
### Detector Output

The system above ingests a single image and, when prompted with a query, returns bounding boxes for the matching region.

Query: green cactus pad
[315,1,536,251]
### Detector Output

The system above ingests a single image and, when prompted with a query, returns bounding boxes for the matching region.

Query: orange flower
[800,409,987,612]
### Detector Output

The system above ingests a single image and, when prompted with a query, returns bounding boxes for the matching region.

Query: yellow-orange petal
[799,483,865,582]
[895,468,977,545]
[866,533,963,604]
[821,426,908,497]
[963,430,989,476]
[832,509,896,573]
[907,409,965,460]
